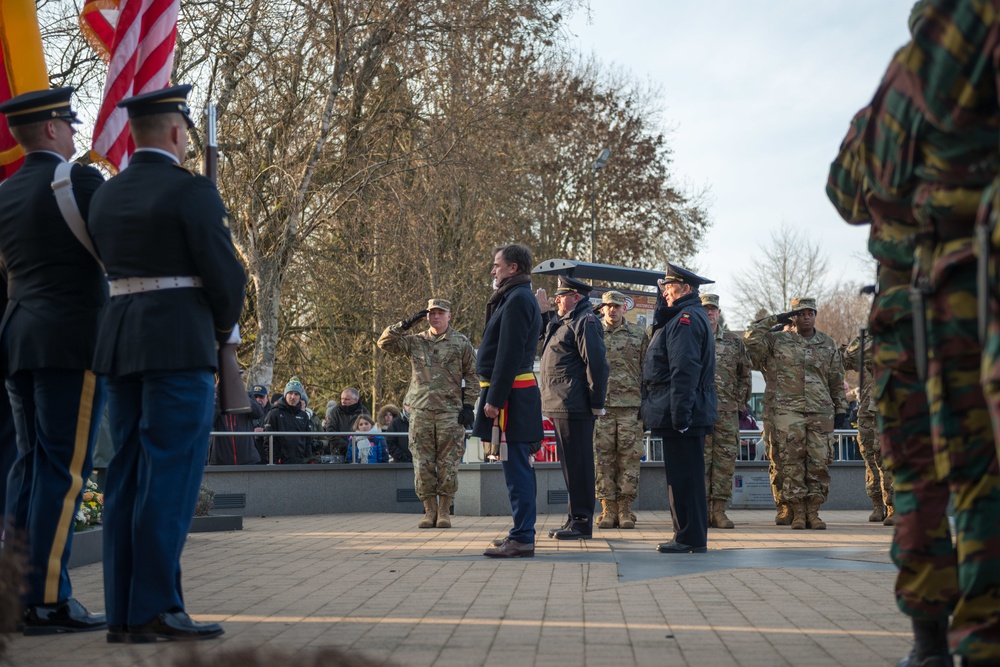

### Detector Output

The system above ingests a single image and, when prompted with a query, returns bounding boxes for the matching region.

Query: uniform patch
[222,215,230,228]
[679,312,690,325]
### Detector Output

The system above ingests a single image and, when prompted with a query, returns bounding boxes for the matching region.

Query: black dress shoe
[106,625,129,643]
[656,541,707,554]
[547,520,572,538]
[22,598,107,635]
[126,609,224,643]
[552,527,592,540]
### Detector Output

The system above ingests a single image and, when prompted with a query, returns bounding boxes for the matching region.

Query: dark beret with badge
[0,87,81,126]
[117,84,196,129]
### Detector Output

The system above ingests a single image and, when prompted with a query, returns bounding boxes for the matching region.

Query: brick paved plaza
[5,510,916,666]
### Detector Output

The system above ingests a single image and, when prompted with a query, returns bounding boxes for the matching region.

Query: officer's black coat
[640,292,718,434]
[472,280,543,443]
[87,151,245,376]
[0,153,106,373]
[538,298,609,418]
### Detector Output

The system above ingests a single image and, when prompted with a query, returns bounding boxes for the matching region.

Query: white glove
[225,323,241,345]
[592,408,606,417]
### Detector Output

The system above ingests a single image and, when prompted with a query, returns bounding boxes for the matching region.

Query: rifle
[205,103,249,414]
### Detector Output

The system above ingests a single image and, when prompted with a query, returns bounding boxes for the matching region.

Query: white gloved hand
[225,323,241,345]
[593,408,606,417]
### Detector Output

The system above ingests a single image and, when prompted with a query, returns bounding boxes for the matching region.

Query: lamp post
[590,147,611,263]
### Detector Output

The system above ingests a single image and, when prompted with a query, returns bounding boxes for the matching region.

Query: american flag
[81,0,180,173]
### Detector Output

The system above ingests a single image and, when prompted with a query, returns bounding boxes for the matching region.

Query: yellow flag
[0,0,50,174]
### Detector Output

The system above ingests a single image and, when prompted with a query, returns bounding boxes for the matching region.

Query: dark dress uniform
[640,266,717,553]
[87,89,245,633]
[539,277,609,537]
[472,277,543,545]
[0,86,108,627]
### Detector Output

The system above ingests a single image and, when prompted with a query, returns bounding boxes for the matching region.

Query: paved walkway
[5,510,917,667]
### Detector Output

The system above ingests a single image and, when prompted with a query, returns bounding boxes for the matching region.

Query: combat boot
[436,496,453,529]
[897,617,950,667]
[597,499,618,529]
[806,497,827,530]
[884,504,896,527]
[618,497,636,529]
[711,499,734,529]
[775,502,792,526]
[869,495,886,522]
[790,501,806,530]
[418,497,438,529]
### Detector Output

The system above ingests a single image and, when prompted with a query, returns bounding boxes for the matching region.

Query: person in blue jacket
[640,263,718,554]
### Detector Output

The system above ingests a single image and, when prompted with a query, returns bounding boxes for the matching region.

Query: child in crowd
[348,414,388,464]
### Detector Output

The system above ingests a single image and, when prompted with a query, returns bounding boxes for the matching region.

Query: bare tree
[732,223,830,327]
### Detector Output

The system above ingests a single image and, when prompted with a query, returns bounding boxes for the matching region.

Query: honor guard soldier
[640,264,717,554]
[378,298,478,529]
[0,87,108,634]
[593,290,648,529]
[87,85,246,642]
[536,275,609,540]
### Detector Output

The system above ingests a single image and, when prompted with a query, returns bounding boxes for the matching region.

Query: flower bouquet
[74,478,103,531]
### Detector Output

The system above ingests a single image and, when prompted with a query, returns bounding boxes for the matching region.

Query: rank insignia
[679,312,690,325]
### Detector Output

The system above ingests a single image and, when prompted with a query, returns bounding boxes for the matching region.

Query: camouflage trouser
[408,407,465,500]
[773,409,832,503]
[857,408,894,504]
[704,411,738,501]
[922,258,1000,659]
[761,408,784,504]
[593,407,643,500]
[872,282,952,627]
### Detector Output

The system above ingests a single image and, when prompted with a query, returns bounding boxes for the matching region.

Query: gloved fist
[775,310,797,325]
[400,309,429,330]
[458,404,475,427]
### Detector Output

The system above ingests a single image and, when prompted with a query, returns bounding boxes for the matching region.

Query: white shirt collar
[133,147,180,164]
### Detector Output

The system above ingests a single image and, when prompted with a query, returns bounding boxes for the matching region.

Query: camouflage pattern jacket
[713,327,751,415]
[842,335,875,415]
[744,316,847,417]
[377,324,478,412]
[601,319,648,409]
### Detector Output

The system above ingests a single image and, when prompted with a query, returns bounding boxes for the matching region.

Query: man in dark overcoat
[476,244,544,558]
[640,263,717,554]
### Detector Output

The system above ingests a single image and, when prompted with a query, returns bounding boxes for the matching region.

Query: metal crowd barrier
[208,428,862,466]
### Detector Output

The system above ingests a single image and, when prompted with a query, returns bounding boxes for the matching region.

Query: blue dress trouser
[0,382,18,518]
[103,369,213,627]
[501,441,536,544]
[655,431,709,548]
[4,368,104,605]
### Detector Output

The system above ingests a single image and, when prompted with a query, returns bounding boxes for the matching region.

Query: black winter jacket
[639,292,718,434]
[263,398,313,464]
[539,298,609,418]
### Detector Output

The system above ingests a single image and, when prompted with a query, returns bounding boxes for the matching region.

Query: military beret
[251,384,268,397]
[0,87,80,127]
[427,298,451,312]
[657,263,714,287]
[790,297,818,312]
[601,291,627,306]
[555,275,593,296]
[700,294,720,308]
[118,84,195,129]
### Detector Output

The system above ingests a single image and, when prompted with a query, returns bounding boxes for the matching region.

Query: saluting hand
[535,288,549,314]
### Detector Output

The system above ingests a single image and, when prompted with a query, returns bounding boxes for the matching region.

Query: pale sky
[568,1,915,319]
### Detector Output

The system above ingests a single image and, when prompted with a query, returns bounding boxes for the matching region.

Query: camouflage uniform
[750,347,784,510]
[827,3,1000,660]
[843,334,895,522]
[377,309,478,507]
[744,307,847,528]
[593,292,648,528]
[704,308,751,508]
